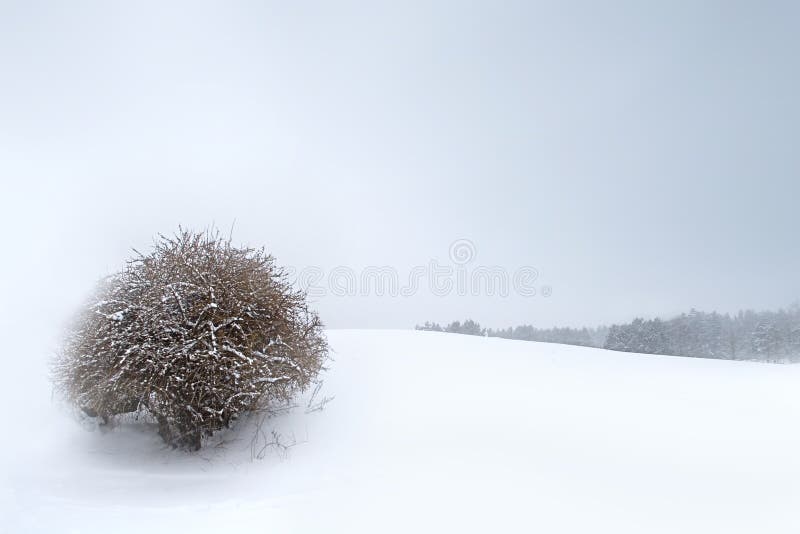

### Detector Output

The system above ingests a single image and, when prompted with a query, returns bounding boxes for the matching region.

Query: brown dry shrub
[53,229,328,450]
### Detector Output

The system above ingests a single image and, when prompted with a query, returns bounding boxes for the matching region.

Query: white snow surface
[3,329,800,533]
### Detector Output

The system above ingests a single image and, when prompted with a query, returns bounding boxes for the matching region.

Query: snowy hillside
[3,330,800,533]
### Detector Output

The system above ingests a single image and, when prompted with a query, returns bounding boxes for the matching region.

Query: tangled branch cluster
[54,229,328,450]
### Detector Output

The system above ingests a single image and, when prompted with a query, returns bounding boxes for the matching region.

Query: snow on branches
[54,228,328,450]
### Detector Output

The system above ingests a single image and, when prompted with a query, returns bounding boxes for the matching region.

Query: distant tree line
[486,324,609,347]
[415,320,608,348]
[416,319,486,337]
[604,307,800,362]
[416,304,800,363]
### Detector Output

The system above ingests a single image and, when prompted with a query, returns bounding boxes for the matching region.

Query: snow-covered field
[3,330,800,533]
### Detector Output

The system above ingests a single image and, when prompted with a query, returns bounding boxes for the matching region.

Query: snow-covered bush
[54,229,328,450]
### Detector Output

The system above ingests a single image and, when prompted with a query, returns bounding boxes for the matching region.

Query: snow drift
[3,330,800,533]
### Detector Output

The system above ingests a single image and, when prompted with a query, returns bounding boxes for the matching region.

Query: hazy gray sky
[1,1,799,330]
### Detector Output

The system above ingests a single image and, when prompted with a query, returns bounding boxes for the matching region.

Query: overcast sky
[1,1,799,331]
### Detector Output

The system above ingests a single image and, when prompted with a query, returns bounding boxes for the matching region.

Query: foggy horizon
[3,1,799,331]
